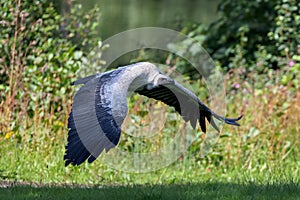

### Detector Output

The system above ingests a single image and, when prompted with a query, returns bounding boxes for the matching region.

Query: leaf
[34,57,43,64]
[74,51,83,60]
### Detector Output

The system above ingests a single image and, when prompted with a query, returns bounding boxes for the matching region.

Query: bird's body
[64,62,242,166]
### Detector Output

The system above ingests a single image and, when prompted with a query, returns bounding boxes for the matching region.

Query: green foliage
[0,0,101,133]
[204,0,300,72]
[168,0,298,75]
[171,0,300,95]
[204,0,277,70]
[269,0,300,56]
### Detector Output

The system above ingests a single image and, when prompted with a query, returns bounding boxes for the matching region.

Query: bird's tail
[211,112,243,127]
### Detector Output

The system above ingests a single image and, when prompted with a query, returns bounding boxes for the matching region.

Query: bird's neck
[118,62,157,91]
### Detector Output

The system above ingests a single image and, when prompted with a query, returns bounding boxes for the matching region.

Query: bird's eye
[146,83,154,90]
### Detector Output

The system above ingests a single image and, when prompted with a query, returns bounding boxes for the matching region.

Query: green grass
[1,134,300,199]
[1,66,299,199]
[1,125,299,185]
[1,181,300,200]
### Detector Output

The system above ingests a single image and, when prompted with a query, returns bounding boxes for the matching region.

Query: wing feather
[136,81,242,133]
[64,70,124,166]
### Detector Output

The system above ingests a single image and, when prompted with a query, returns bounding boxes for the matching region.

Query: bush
[204,0,300,72]
[0,0,101,135]
[165,0,300,94]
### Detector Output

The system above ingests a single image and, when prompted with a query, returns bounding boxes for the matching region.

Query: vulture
[64,62,242,166]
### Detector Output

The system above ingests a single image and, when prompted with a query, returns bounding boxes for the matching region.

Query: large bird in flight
[64,62,242,166]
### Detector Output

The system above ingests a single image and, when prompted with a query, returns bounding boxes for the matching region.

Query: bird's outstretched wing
[135,81,242,133]
[65,70,123,166]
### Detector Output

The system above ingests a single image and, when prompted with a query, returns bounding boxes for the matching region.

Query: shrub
[0,0,101,135]
[204,0,300,72]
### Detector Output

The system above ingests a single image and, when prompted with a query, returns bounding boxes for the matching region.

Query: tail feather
[208,112,242,132]
[224,115,243,126]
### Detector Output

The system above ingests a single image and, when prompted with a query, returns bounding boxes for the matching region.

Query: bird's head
[154,73,174,86]
[147,72,174,90]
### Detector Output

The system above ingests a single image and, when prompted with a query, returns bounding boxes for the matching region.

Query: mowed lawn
[1,181,300,200]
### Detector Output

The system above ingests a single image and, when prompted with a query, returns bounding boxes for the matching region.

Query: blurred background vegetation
[0,0,299,186]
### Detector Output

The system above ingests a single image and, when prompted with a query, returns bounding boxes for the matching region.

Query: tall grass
[0,66,299,185]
